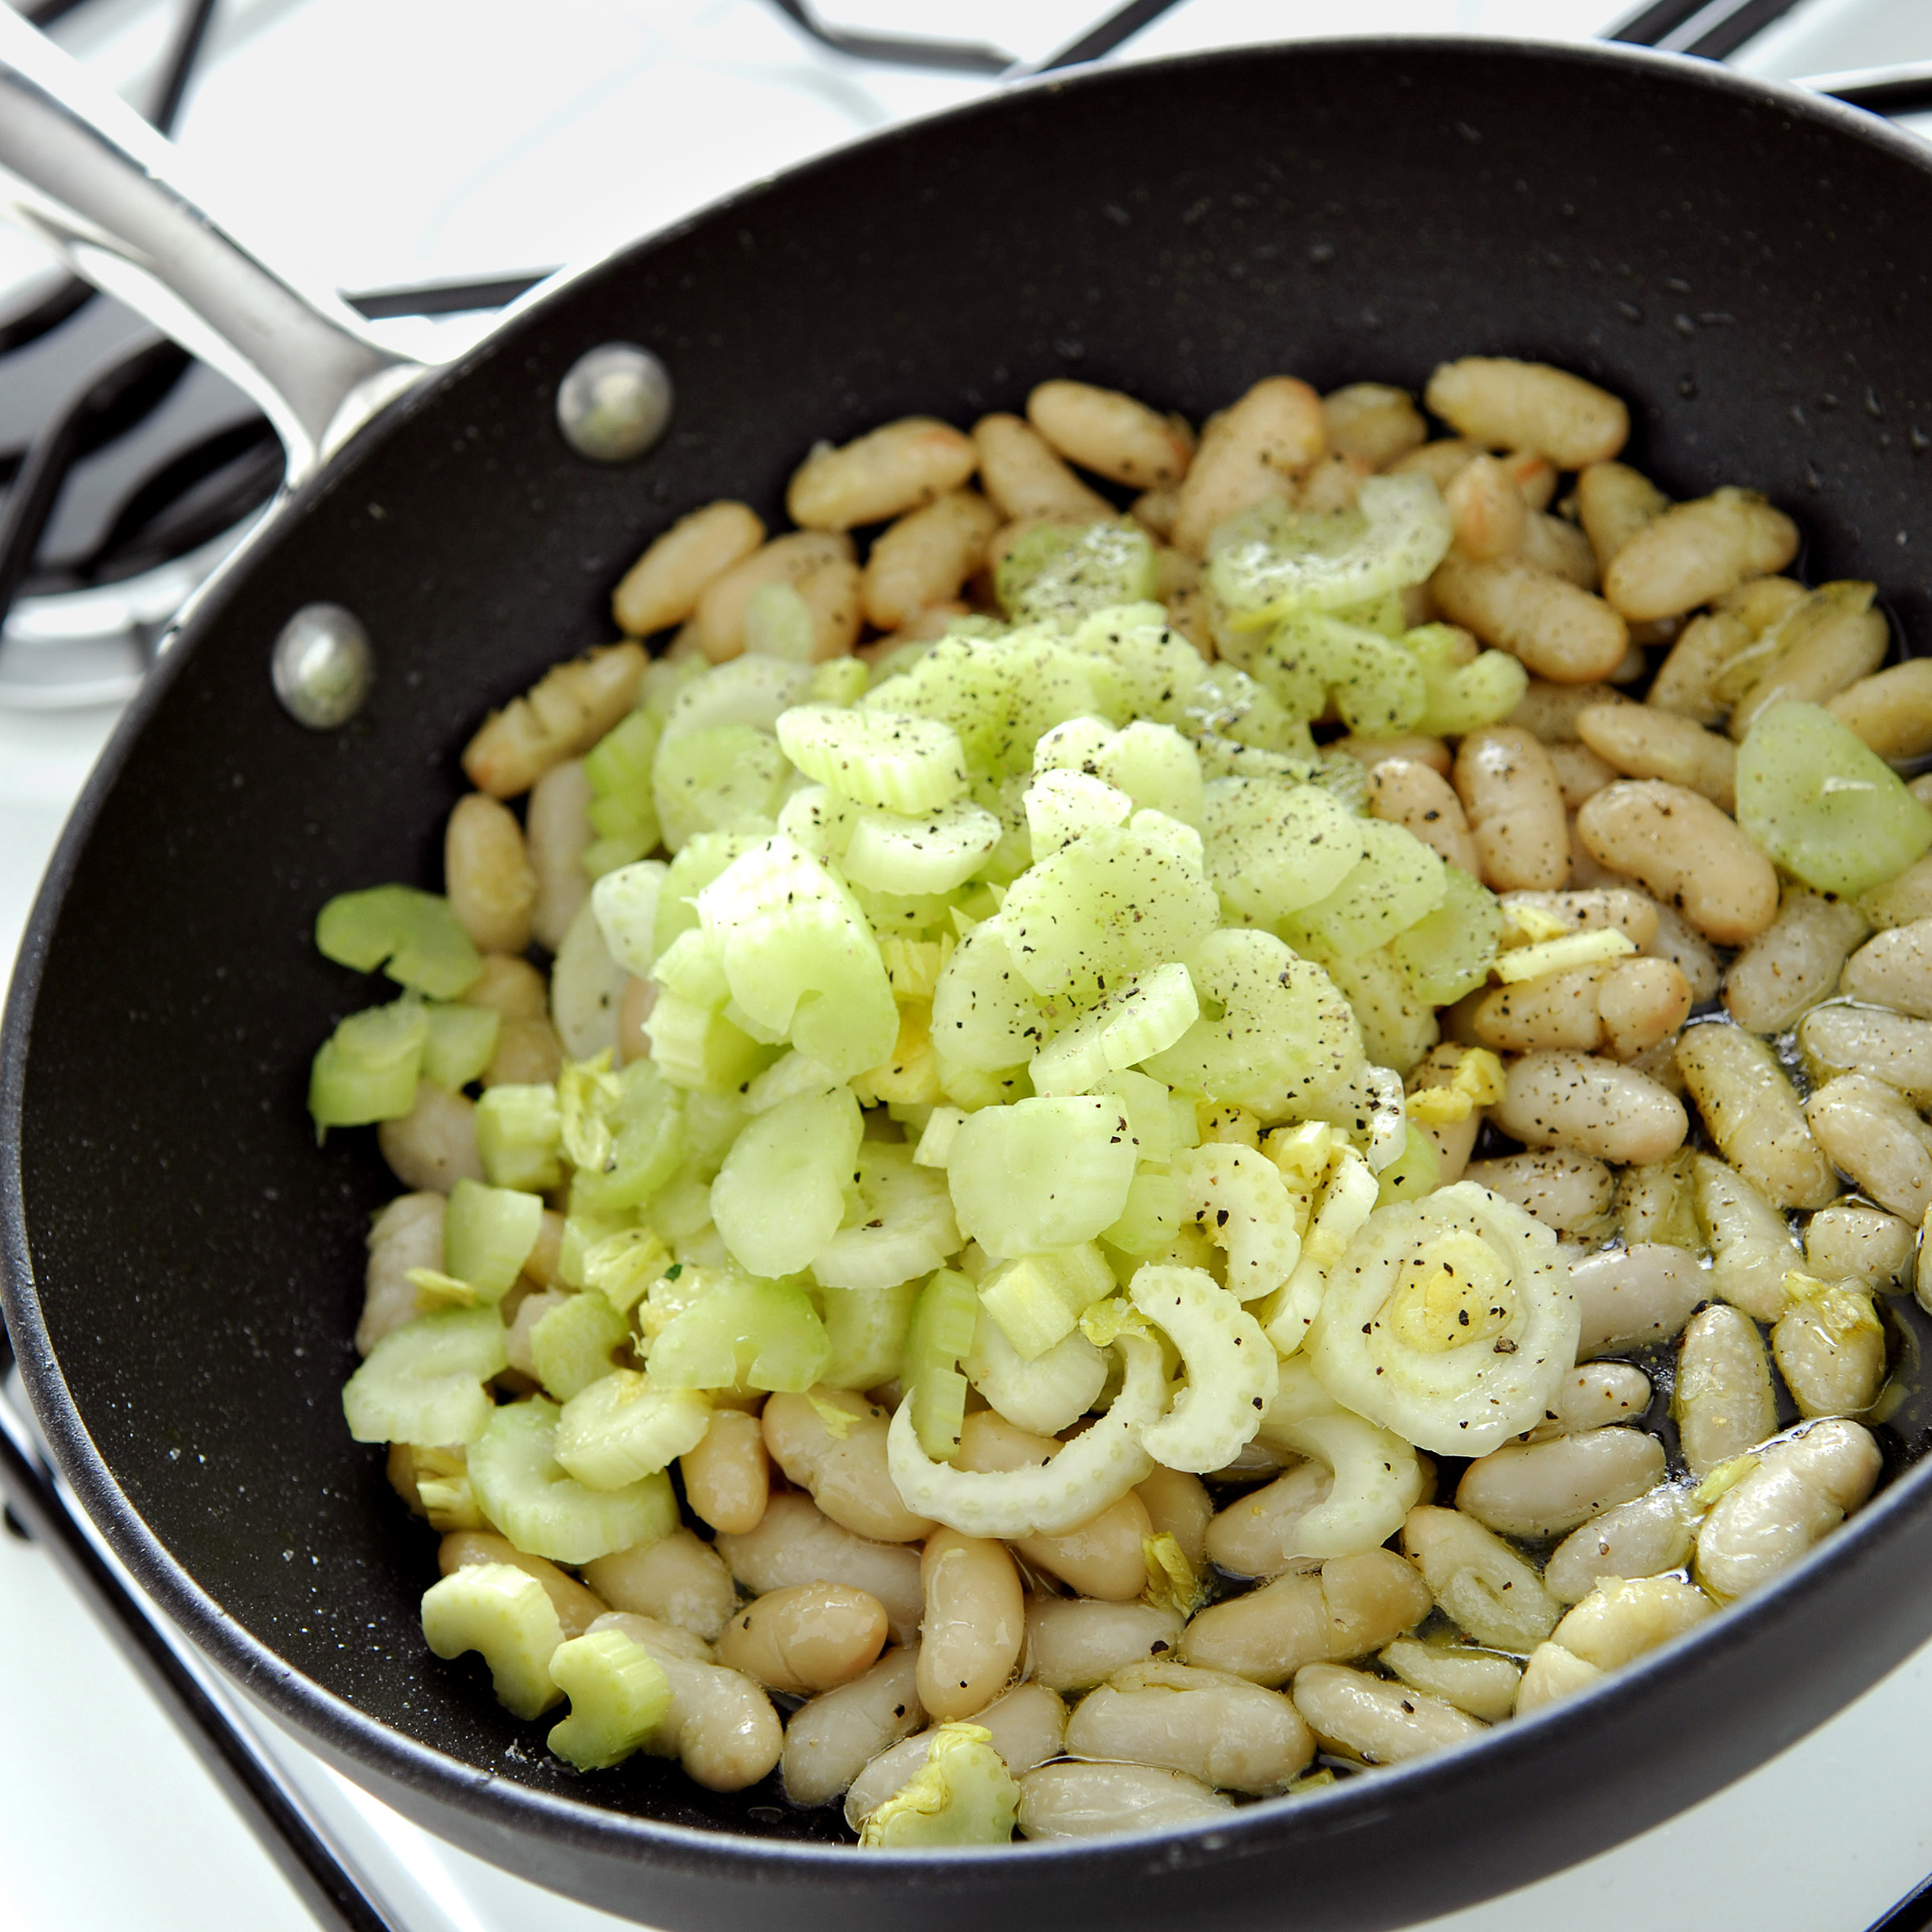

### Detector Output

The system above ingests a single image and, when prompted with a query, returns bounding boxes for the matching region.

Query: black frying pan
[5,22,1932,1932]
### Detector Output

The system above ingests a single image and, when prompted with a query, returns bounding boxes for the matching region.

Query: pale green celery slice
[592,860,669,979]
[651,833,761,960]
[1296,613,1429,737]
[743,1049,844,1113]
[679,1088,749,1174]
[309,999,428,1130]
[642,993,774,1096]
[530,1290,632,1402]
[743,582,817,661]
[1266,1410,1427,1559]
[316,884,482,999]
[577,1228,672,1314]
[1095,1068,1187,1163]
[777,704,971,814]
[1180,664,1309,757]
[1307,1181,1576,1456]
[469,1398,679,1564]
[651,929,732,1007]
[1024,769,1133,858]
[1200,777,1365,925]
[422,1001,500,1090]
[904,1266,982,1459]
[554,1372,712,1489]
[840,798,1004,896]
[476,1083,564,1191]
[342,1305,507,1446]
[1101,1167,1183,1260]
[1141,927,1363,1120]
[1407,625,1529,737]
[444,1179,543,1300]
[947,1096,1138,1258]
[584,708,663,877]
[966,1303,1107,1436]
[1737,700,1932,896]
[641,652,707,727]
[1261,1152,1381,1358]
[998,823,1219,1004]
[1389,864,1502,1008]
[937,1057,1028,1117]
[858,1724,1019,1848]
[819,1277,922,1389]
[886,1331,1162,1537]
[1093,719,1204,824]
[1130,807,1206,877]
[996,518,1158,625]
[912,1105,968,1168]
[551,896,630,1063]
[568,1060,686,1217]
[659,653,811,745]
[846,881,956,940]
[1281,818,1447,962]
[547,1629,673,1770]
[1376,1125,1443,1205]
[1193,730,1319,783]
[775,784,858,861]
[967,771,1034,884]
[697,836,898,1080]
[1032,716,1115,775]
[1205,473,1453,623]
[646,1271,831,1393]
[1169,1143,1302,1301]
[929,919,1058,1072]
[421,1563,564,1720]
[812,1143,961,1292]
[1029,961,1199,1098]
[811,655,869,707]
[1310,943,1440,1076]
[711,1085,863,1279]
[1062,605,1207,726]
[1128,1264,1276,1474]
[977,1244,1116,1359]
[651,724,789,853]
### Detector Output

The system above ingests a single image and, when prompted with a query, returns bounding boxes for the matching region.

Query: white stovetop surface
[3,1,1931,1928]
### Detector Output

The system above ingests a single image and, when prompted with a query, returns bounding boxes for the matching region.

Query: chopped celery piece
[1129,1264,1276,1472]
[819,1276,922,1389]
[1098,1067,1189,1163]
[1313,944,1440,1075]
[1200,778,1365,925]
[342,1305,506,1446]
[947,1096,1138,1257]
[421,1001,499,1090]
[421,1563,564,1719]
[1282,818,1447,962]
[858,1724,1019,1847]
[998,823,1218,1003]
[777,704,970,814]
[1736,701,1932,897]
[1251,612,1426,737]
[1206,473,1453,625]
[530,1290,632,1402]
[1389,864,1503,1007]
[547,1629,673,1770]
[996,518,1158,625]
[584,708,663,876]
[643,992,774,1094]
[741,584,816,661]
[1063,605,1207,727]
[662,653,812,743]
[966,1307,1107,1435]
[1092,718,1204,824]
[444,1179,543,1300]
[776,783,857,861]
[652,724,789,852]
[316,885,482,998]
[1183,663,1311,756]
[567,1059,686,1216]
[551,895,630,1063]
[308,998,427,1130]
[743,1049,844,1113]
[651,832,759,961]
[591,860,668,979]
[711,1085,864,1279]
[1102,1167,1183,1258]
[577,1227,672,1314]
[812,1142,961,1291]
[646,1271,831,1393]
[1141,928,1364,1119]
[476,1082,564,1191]
[906,1267,980,1459]
[840,798,1004,897]
[1376,1125,1443,1205]
[977,1243,1115,1359]
[811,654,870,706]
[697,836,898,1080]
[1029,961,1199,1097]
[554,1372,711,1489]
[469,1398,678,1564]
[1407,624,1529,737]
[1025,769,1132,857]
[929,920,1055,1072]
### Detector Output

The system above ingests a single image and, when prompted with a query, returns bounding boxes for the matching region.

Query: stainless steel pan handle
[0,8,431,489]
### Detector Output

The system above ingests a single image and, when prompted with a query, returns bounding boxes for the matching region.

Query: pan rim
[6,25,1932,1903]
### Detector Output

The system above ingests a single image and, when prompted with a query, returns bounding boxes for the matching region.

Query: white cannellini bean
[592,1612,783,1792]
[1806,1073,1932,1223]
[1575,703,1736,811]
[1323,382,1428,468]
[1695,1419,1881,1600]
[1023,1597,1185,1692]
[1027,380,1195,489]
[1550,1575,1715,1671]
[1509,679,1626,744]
[695,530,856,661]
[1513,1641,1604,1714]
[1501,885,1659,947]
[1340,732,1455,776]
[1292,1662,1484,1765]
[1570,1244,1704,1357]
[526,758,593,952]
[715,1492,924,1645]
[444,794,537,955]
[1576,780,1777,946]
[1018,1762,1232,1839]
[1647,609,1750,724]
[1864,854,1932,933]
[918,1530,1026,1722]
[1728,583,1889,743]
[1454,725,1570,892]
[1598,957,1694,1063]
[1492,1051,1686,1165]
[1805,1201,1914,1290]
[1798,1004,1932,1108]
[1425,358,1629,469]
[1645,898,1722,1006]
[1401,1505,1560,1653]
[1522,1364,1654,1441]
[844,1679,1066,1828]
[359,1192,444,1354]
[378,1082,483,1194]
[583,1529,740,1643]
[1379,1638,1521,1721]
[1179,1551,1431,1686]
[786,417,977,531]
[1445,453,1528,561]
[861,490,1001,630]
[680,1408,770,1538]
[1674,1304,1777,1478]
[1843,921,1932,1020]
[1463,1150,1615,1237]
[781,1645,923,1808]
[971,413,1114,523]
[1517,510,1599,588]
[1203,1462,1332,1578]
[1544,1484,1703,1604]
[1724,890,1869,1034]
[1135,1465,1215,1565]
[1602,488,1800,622]
[1773,1284,1887,1420]
[1576,460,1669,571]
[1064,1659,1315,1795]
[1170,377,1324,556]
[762,1389,935,1544]
[612,500,766,637]
[716,1582,890,1695]
[1368,758,1480,873]
[1827,658,1932,764]
[1676,1024,1837,1210]
[1546,740,1619,810]
[1455,1428,1666,1538]
[1690,1153,1802,1323]
[1474,967,1606,1056]
[1432,555,1629,685]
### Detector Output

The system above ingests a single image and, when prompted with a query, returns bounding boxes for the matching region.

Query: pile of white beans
[362,353,1932,1840]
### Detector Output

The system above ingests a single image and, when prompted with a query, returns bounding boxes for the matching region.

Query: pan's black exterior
[6,35,1932,1931]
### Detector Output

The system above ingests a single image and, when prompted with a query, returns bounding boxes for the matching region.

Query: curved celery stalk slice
[421,1563,564,1719]
[777,704,970,815]
[886,1331,1163,1537]
[584,709,663,877]
[977,1245,1116,1360]
[1092,719,1204,824]
[1261,1151,1381,1359]
[840,799,1004,897]
[1169,1143,1302,1301]
[661,652,811,744]
[316,885,481,999]
[1269,1410,1426,1559]
[858,1724,1019,1847]
[591,859,669,979]
[904,1267,980,1459]
[947,1096,1138,1258]
[422,1001,500,1090]
[444,1179,543,1301]
[929,920,1055,1074]
[646,1271,831,1394]
[567,1060,686,1217]
[711,1085,864,1280]
[1029,960,1199,1098]
[996,518,1158,625]
[813,1143,960,1292]
[469,1398,679,1565]
[475,1083,564,1191]
[1024,769,1132,858]
[966,1308,1106,1437]
[643,992,774,1095]
[775,784,858,862]
[1200,778,1365,925]
[652,724,790,852]
[1281,818,1447,963]
[1062,605,1207,727]
[547,1628,673,1770]
[308,998,428,1130]
[530,1290,632,1402]
[1127,1265,1277,1474]
[1389,864,1501,1009]
[1407,624,1529,737]
[819,1277,922,1390]
[342,1304,507,1447]
[555,1373,711,1490]
[651,832,761,961]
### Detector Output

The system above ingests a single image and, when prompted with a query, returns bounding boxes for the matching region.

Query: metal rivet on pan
[555,342,674,461]
[272,603,374,729]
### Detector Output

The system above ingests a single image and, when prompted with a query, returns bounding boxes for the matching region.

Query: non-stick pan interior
[8,30,1932,1921]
